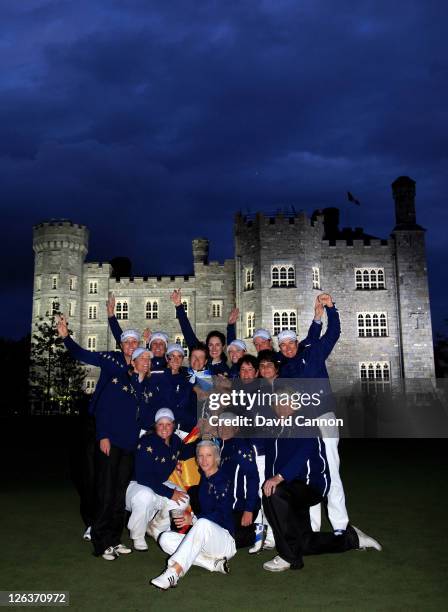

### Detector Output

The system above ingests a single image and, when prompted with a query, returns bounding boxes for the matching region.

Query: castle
[31,176,435,392]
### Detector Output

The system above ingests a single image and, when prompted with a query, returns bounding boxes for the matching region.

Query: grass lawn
[1,418,447,612]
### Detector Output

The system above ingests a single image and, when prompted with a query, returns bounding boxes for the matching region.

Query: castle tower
[391,177,435,378]
[32,221,89,339]
[192,238,209,270]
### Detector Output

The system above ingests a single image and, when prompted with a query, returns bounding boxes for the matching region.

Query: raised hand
[228,307,239,325]
[318,293,334,308]
[56,314,69,338]
[171,289,182,307]
[106,292,116,317]
[314,296,324,320]
[142,328,152,344]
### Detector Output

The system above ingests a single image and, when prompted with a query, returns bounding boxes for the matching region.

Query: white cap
[166,343,185,357]
[131,348,153,361]
[120,329,140,342]
[149,332,169,346]
[253,328,271,341]
[227,339,247,352]
[154,408,175,423]
[277,330,298,344]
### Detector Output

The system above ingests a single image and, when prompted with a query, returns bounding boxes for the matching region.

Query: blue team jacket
[134,432,183,497]
[197,469,235,536]
[219,438,260,514]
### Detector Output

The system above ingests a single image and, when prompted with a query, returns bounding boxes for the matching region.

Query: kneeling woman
[151,440,236,590]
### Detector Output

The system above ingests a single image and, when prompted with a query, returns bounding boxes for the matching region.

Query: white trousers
[125,480,189,541]
[159,518,236,575]
[309,418,349,531]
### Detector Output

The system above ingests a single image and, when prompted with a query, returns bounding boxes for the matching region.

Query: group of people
[56,289,381,591]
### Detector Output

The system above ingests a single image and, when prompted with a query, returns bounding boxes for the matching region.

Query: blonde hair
[196,440,221,466]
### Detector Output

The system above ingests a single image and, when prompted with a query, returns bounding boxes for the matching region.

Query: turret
[392,176,418,229]
[192,238,209,269]
[32,220,89,338]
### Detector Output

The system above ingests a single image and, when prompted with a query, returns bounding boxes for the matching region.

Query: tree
[30,312,86,414]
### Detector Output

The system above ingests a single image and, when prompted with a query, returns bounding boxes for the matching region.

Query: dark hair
[206,330,226,362]
[190,342,208,357]
[257,350,280,370]
[237,354,259,372]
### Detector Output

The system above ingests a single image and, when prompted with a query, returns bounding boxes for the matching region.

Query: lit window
[245,267,254,290]
[116,300,129,320]
[35,300,41,318]
[211,301,222,318]
[246,312,255,338]
[85,379,96,394]
[51,300,60,315]
[89,281,98,294]
[36,276,42,292]
[359,362,390,381]
[51,276,58,290]
[358,313,388,337]
[87,336,97,350]
[312,267,320,289]
[146,300,159,320]
[69,276,77,291]
[273,310,297,335]
[68,301,76,317]
[182,300,189,316]
[88,305,98,320]
[272,265,295,287]
[355,268,386,290]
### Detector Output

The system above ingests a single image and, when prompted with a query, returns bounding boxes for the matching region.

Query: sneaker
[102,546,118,561]
[248,524,267,554]
[351,525,382,551]
[83,526,91,541]
[133,537,149,552]
[213,557,230,574]
[113,543,132,555]
[262,537,276,550]
[263,555,291,572]
[150,568,179,590]
[333,529,346,536]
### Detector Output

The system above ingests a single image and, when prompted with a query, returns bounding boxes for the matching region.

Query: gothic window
[271,265,295,288]
[357,313,388,337]
[69,276,77,291]
[211,301,222,318]
[355,268,386,289]
[272,310,297,335]
[145,300,159,320]
[87,336,97,350]
[85,379,96,394]
[88,304,98,320]
[359,362,390,381]
[116,300,129,320]
[246,312,255,338]
[245,267,254,290]
[89,280,98,294]
[312,267,320,289]
[51,275,58,290]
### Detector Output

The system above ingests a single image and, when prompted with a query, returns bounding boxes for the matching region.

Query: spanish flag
[169,425,201,489]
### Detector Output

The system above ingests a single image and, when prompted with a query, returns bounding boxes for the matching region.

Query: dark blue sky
[1,0,447,339]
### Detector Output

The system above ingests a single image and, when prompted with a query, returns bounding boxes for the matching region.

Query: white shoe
[133,537,149,552]
[102,546,118,561]
[150,568,179,590]
[262,537,276,550]
[248,524,267,554]
[213,557,230,574]
[352,526,382,551]
[263,555,291,572]
[113,543,132,555]
[83,526,91,541]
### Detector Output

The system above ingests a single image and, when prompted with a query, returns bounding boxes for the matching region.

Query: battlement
[111,275,192,285]
[235,209,317,228]
[33,220,87,230]
[322,238,389,248]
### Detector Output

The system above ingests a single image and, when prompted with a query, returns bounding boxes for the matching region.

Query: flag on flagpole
[347,191,361,205]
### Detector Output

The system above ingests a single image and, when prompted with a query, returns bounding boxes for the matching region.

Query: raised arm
[298,297,323,348]
[106,293,123,345]
[226,308,239,345]
[314,294,341,361]
[56,315,126,374]
[171,289,199,350]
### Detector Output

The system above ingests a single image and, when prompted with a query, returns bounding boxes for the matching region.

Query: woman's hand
[171,289,182,307]
[228,307,239,325]
[171,489,189,505]
[99,438,111,456]
[174,512,193,528]
[241,511,253,526]
[56,314,69,338]
[263,474,284,497]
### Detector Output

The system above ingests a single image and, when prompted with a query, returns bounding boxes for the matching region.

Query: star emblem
[137,444,141,450]
[112,378,118,384]
[122,385,128,392]
[161,457,166,463]
[146,446,153,453]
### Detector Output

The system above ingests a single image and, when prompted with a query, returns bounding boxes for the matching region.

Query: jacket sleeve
[175,304,199,350]
[238,445,260,512]
[278,438,318,482]
[298,320,322,349]
[226,323,236,345]
[313,306,341,361]
[108,315,123,346]
[95,397,112,440]
[63,336,125,375]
